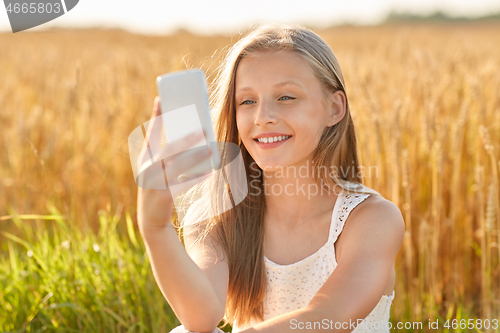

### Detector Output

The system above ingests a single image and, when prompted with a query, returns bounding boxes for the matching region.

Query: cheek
[297,123,325,148]
[235,112,249,140]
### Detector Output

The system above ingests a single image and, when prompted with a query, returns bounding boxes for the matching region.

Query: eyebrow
[235,80,304,94]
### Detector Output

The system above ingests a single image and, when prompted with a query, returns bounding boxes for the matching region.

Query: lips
[253,135,292,149]
[253,132,292,139]
[254,135,291,143]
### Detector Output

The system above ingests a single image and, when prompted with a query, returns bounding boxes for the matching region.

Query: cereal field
[0,23,499,332]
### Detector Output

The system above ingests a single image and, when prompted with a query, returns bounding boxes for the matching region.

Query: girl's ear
[326,90,346,127]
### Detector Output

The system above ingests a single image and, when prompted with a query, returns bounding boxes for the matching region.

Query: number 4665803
[6,2,62,14]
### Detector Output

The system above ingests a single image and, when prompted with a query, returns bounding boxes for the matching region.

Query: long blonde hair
[173,22,381,329]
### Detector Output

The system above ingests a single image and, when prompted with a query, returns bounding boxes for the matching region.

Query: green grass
[0,202,188,333]
[0,201,496,332]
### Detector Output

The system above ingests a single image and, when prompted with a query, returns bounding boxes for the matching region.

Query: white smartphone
[156,69,221,182]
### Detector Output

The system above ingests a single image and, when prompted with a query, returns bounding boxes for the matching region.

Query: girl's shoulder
[340,190,405,249]
[333,181,404,240]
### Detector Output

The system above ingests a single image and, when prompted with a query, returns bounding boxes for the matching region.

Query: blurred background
[1,1,499,332]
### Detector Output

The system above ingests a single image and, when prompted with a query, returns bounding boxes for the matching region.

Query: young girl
[136,23,405,333]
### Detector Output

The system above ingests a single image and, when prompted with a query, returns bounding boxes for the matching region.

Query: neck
[259,159,339,228]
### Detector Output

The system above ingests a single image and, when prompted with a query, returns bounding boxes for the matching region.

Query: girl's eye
[240,100,254,105]
[239,96,295,105]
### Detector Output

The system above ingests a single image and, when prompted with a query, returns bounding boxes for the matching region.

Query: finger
[168,172,212,199]
[163,145,212,180]
[151,129,206,162]
[152,96,161,118]
[179,171,213,184]
[137,145,154,173]
[136,157,170,189]
[140,133,208,177]
[144,98,164,157]
[137,147,211,190]
[135,97,161,163]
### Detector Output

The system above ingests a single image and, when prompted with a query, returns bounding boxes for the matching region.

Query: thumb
[152,96,161,118]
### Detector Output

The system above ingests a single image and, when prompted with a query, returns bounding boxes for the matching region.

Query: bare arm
[137,97,228,333]
[140,220,229,333]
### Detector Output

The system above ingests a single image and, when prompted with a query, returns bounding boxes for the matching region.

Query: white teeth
[257,135,290,143]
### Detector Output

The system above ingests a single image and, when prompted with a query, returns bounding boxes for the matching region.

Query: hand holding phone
[156,69,221,179]
[134,69,221,230]
[136,97,214,230]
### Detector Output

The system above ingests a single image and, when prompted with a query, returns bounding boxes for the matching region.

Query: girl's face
[235,50,343,173]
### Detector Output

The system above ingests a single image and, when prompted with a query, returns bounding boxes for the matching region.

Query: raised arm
[137,97,228,333]
[184,221,230,325]
[140,219,229,333]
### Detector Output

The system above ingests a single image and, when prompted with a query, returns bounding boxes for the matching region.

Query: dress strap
[329,192,371,244]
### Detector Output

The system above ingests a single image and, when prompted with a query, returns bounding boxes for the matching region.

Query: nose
[254,99,277,126]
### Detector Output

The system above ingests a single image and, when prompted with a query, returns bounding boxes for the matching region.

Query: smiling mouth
[254,135,292,144]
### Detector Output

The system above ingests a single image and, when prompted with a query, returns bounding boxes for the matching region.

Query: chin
[254,161,288,174]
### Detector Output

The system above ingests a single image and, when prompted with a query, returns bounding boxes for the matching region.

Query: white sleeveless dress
[169,190,395,333]
[231,191,395,332]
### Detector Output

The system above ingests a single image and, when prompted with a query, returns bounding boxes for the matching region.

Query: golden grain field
[1,23,499,330]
